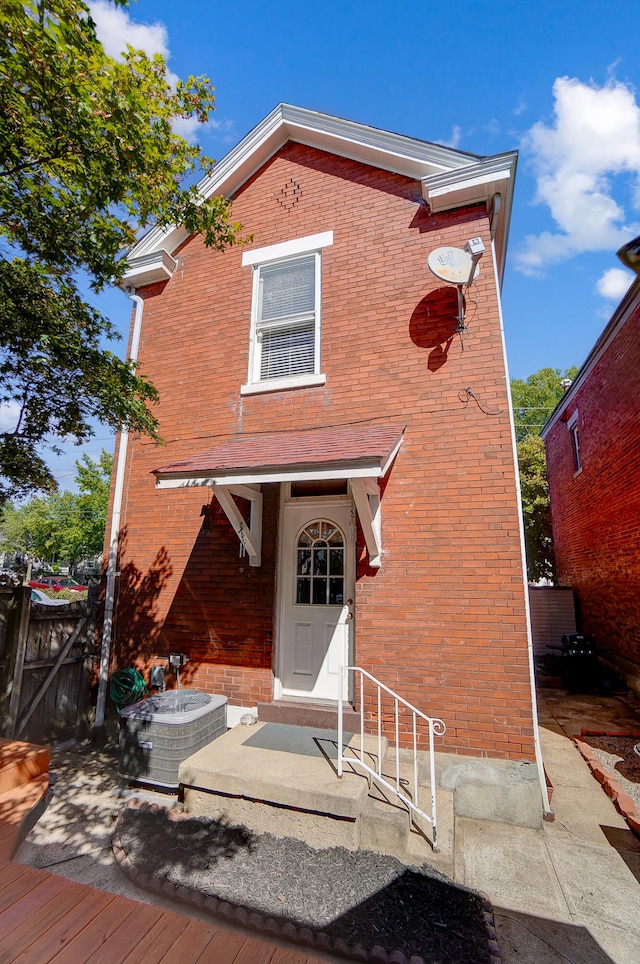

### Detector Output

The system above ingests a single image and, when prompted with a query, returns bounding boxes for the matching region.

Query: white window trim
[241,231,333,267]
[241,372,327,396]
[567,409,582,476]
[241,233,333,394]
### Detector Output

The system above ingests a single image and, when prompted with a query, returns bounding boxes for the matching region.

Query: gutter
[490,238,554,819]
[94,291,144,734]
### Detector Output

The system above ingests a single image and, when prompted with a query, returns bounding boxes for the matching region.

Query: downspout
[490,230,553,820]
[490,192,502,240]
[94,289,144,735]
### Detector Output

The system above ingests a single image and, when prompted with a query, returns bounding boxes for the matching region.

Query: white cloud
[88,1,169,61]
[437,125,462,149]
[0,402,22,433]
[595,267,633,299]
[88,2,212,144]
[516,77,640,275]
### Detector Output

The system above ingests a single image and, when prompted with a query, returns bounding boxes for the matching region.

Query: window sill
[241,374,327,396]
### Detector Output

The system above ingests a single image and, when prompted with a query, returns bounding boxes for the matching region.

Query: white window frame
[567,410,582,476]
[241,232,333,395]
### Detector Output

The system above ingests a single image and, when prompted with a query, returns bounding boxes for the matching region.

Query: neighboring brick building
[542,270,640,694]
[100,105,544,819]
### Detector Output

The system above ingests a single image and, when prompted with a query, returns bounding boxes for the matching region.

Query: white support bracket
[213,483,263,566]
[350,477,382,568]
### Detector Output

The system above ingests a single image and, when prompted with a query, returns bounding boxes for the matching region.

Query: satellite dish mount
[427,238,485,348]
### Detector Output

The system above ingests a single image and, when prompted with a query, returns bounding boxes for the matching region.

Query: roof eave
[541,276,640,439]
[422,152,518,285]
[154,458,388,490]
[123,104,508,285]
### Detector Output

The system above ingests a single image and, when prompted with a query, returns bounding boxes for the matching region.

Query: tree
[510,367,578,581]
[511,367,579,442]
[0,449,112,566]
[0,0,241,502]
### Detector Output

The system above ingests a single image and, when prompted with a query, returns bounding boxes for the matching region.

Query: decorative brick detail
[276,177,302,211]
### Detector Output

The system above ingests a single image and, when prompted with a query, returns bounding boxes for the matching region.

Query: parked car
[0,569,22,587]
[29,576,88,593]
[30,588,71,607]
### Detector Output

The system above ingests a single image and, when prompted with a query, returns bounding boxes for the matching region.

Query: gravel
[114,804,495,963]
[581,735,640,814]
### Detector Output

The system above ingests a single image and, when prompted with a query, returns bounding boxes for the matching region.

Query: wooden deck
[0,741,326,963]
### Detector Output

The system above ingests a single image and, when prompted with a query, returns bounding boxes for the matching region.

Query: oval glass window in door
[296,520,344,605]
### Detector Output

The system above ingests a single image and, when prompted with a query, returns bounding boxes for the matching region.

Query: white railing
[337,665,446,851]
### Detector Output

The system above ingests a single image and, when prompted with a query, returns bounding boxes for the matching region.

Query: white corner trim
[241,231,334,267]
[240,373,327,396]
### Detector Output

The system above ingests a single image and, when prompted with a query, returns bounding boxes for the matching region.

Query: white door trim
[274,488,355,702]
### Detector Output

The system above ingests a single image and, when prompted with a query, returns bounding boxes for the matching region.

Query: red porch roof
[153,423,405,488]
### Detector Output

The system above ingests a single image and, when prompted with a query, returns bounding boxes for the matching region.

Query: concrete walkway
[16,686,640,963]
[474,688,640,963]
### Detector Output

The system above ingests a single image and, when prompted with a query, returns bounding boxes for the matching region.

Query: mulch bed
[113,801,499,964]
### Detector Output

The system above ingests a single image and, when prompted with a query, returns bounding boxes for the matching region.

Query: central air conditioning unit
[118,690,227,790]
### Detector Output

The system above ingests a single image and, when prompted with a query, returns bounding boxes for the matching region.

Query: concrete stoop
[179,721,452,871]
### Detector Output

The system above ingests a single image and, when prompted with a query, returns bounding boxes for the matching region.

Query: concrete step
[257,699,361,732]
[359,780,455,876]
[179,721,446,865]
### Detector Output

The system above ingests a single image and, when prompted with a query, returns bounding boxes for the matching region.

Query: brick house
[542,259,640,694]
[99,105,546,821]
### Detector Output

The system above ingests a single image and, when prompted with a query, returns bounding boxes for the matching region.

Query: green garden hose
[109,668,149,713]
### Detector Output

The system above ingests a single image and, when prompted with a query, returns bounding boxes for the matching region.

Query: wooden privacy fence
[0,585,97,744]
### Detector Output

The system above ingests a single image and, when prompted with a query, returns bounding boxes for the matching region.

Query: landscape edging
[112,797,501,963]
[575,730,640,837]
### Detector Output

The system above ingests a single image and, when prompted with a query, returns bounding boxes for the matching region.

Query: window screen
[256,255,317,381]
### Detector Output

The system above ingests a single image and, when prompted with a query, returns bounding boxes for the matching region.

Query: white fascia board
[541,278,640,439]
[155,462,384,490]
[127,104,486,266]
[379,434,404,477]
[422,156,516,210]
[278,105,477,179]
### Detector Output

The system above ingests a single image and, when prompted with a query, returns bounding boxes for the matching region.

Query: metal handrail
[337,665,446,850]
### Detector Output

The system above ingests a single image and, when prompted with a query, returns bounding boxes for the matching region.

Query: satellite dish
[428,246,479,285]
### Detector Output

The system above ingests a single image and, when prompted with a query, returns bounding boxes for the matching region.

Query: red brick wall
[106,142,535,760]
[544,296,640,678]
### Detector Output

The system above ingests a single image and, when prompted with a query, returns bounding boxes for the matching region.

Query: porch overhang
[153,423,405,568]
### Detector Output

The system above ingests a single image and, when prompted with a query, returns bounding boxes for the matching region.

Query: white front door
[278,500,355,701]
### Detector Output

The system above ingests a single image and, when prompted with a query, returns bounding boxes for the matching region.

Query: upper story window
[567,410,582,474]
[241,232,333,395]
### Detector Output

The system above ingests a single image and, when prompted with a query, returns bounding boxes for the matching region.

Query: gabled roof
[541,277,640,439]
[124,104,517,289]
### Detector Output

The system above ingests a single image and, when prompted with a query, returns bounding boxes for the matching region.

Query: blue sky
[46,0,640,487]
